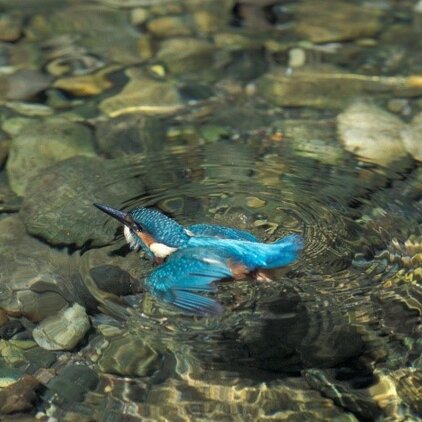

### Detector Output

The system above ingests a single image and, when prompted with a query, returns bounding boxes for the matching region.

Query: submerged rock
[0,214,142,325]
[6,117,96,196]
[97,333,162,377]
[401,112,422,162]
[156,37,216,75]
[0,215,70,321]
[146,15,193,38]
[100,68,186,117]
[254,67,422,109]
[32,303,90,351]
[20,155,144,248]
[27,4,143,65]
[292,0,384,43]
[283,118,345,165]
[0,367,24,388]
[337,102,408,165]
[0,69,52,102]
[95,114,167,157]
[0,375,41,414]
[52,66,119,97]
[0,12,23,42]
[46,364,99,403]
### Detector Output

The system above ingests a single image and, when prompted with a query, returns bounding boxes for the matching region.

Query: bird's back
[188,234,303,270]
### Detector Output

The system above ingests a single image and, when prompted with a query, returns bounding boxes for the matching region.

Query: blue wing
[187,224,259,242]
[144,249,233,315]
[188,234,304,270]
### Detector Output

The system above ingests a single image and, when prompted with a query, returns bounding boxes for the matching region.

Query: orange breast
[138,231,156,247]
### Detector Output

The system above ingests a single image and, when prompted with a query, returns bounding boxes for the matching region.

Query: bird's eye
[133,222,143,232]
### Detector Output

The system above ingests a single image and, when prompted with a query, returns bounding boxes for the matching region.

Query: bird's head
[94,203,190,258]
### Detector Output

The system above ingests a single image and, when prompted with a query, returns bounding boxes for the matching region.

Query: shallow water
[0,0,421,420]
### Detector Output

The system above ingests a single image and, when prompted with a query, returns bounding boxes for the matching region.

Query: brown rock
[0,375,40,414]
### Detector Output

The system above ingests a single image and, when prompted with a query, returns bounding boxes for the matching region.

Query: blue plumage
[94,203,304,315]
[188,234,303,271]
[145,249,232,314]
[187,224,259,242]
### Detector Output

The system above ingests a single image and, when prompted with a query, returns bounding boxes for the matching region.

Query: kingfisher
[94,203,303,314]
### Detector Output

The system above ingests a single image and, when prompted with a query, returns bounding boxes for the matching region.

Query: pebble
[32,303,90,351]
[100,68,185,117]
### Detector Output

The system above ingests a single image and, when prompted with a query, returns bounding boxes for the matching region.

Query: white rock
[337,102,407,165]
[33,303,90,351]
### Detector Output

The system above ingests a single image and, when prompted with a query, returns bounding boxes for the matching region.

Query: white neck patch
[149,242,177,258]
[124,226,139,250]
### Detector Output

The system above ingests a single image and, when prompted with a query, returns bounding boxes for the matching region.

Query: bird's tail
[264,234,303,269]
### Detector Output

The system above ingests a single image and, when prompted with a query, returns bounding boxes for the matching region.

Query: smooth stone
[288,48,306,68]
[0,13,23,42]
[0,375,40,414]
[0,339,26,367]
[147,16,193,37]
[254,66,418,109]
[213,32,262,50]
[32,303,90,351]
[27,5,143,65]
[131,8,149,25]
[2,117,36,136]
[0,367,24,388]
[337,102,408,165]
[246,196,266,209]
[20,155,144,247]
[97,334,161,377]
[293,0,384,43]
[0,320,24,340]
[95,114,167,157]
[0,215,71,321]
[401,112,422,162]
[52,66,119,96]
[0,69,52,101]
[100,68,185,117]
[7,117,96,196]
[156,37,216,75]
[79,238,148,286]
[0,182,22,213]
[46,365,99,402]
[283,118,345,165]
[23,346,56,372]
[187,0,234,33]
[3,101,54,116]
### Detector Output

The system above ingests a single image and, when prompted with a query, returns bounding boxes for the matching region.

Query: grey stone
[6,117,96,195]
[20,155,145,248]
[32,303,90,351]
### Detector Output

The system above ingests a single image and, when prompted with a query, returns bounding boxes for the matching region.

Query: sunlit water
[75,143,420,421]
[0,0,421,420]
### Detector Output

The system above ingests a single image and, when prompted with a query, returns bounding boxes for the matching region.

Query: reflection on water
[0,0,421,420]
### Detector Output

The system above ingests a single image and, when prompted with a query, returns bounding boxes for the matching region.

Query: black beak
[93,203,132,226]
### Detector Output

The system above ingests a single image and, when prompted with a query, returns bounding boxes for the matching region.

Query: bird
[94,203,303,314]
[93,203,302,267]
